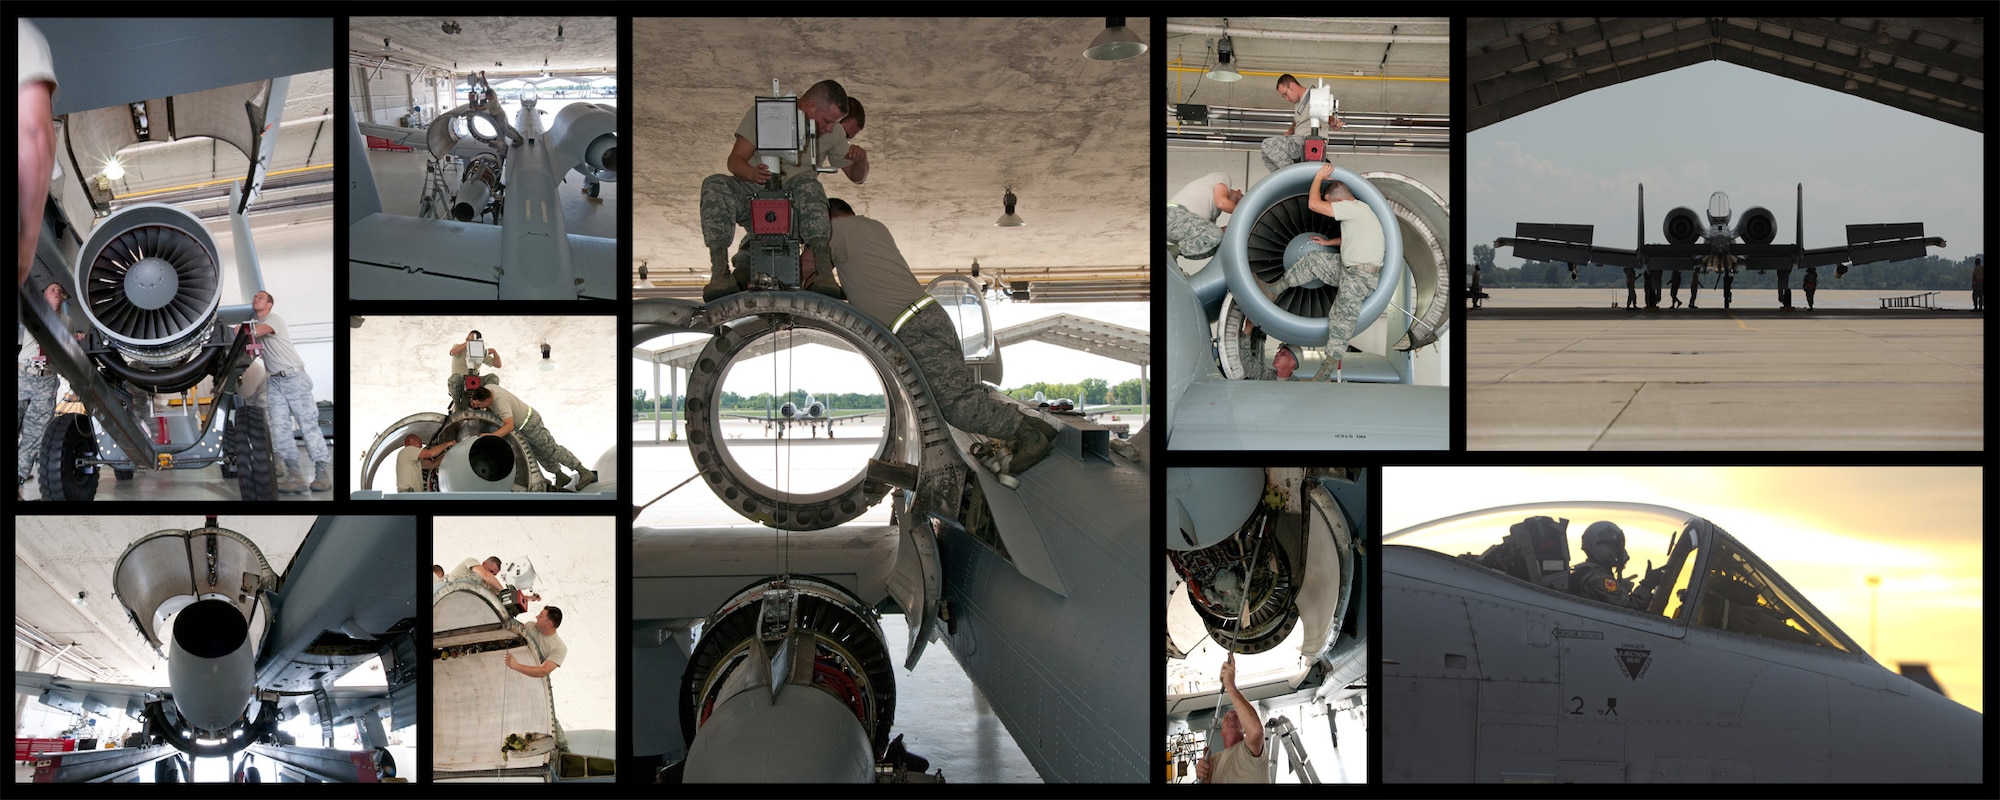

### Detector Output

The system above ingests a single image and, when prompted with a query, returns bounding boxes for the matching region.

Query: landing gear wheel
[156,758,182,782]
[231,404,278,501]
[39,412,99,501]
[243,766,261,783]
[585,180,601,199]
[219,411,239,478]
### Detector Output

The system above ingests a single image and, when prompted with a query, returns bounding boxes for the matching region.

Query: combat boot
[310,462,331,492]
[551,467,572,489]
[702,248,743,302]
[1003,416,1058,477]
[573,468,598,489]
[278,466,309,494]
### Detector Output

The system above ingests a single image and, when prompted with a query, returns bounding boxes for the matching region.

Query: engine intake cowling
[1661,207,1702,246]
[1735,206,1777,245]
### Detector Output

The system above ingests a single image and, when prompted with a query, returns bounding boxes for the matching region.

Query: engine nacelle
[549,102,618,175]
[1661,207,1702,246]
[453,154,501,223]
[75,204,221,367]
[681,578,895,782]
[1735,206,1778,245]
[167,598,255,733]
[436,436,517,492]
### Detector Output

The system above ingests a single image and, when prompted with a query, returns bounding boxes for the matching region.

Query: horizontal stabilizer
[1514,223,1594,245]
[1848,240,1937,265]
[1847,222,1926,245]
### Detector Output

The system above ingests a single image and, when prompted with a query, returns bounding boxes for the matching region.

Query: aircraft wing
[825,411,873,421]
[254,516,421,732]
[1785,224,1946,269]
[16,672,155,721]
[721,412,775,421]
[1495,226,1647,268]
[348,212,617,300]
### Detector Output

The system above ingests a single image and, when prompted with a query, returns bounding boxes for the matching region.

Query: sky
[1470,60,1984,271]
[1384,467,1983,714]
[634,300,1151,398]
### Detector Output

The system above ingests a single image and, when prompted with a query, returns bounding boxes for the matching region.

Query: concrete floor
[1467,308,1984,450]
[18,461,333,501]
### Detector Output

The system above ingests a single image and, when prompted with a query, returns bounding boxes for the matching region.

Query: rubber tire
[244,766,261,783]
[38,412,99,501]
[157,758,181,782]
[115,468,136,481]
[586,181,601,199]
[231,404,278,501]
[219,411,239,478]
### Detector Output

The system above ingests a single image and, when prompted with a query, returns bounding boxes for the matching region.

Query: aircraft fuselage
[1382,546,1981,783]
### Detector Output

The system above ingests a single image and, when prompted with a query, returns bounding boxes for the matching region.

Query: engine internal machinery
[75,204,225,374]
[111,526,278,746]
[1170,503,1304,654]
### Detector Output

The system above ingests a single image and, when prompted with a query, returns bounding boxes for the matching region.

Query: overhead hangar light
[1084,17,1146,61]
[995,189,1025,228]
[1207,36,1242,83]
[102,157,125,181]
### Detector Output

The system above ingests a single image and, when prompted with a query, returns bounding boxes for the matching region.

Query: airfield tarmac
[1467,290,1984,450]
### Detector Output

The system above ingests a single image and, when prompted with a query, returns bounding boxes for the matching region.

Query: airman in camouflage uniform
[700,80,862,302]
[252,291,329,493]
[1281,166,1385,381]
[1166,172,1241,260]
[828,201,1056,477]
[17,283,65,499]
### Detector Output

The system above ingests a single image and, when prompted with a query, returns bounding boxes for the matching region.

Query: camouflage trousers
[263,372,328,472]
[896,305,1021,441]
[1166,205,1222,260]
[1260,135,1313,174]
[699,172,831,251]
[17,371,57,483]
[1288,250,1381,361]
[517,413,586,474]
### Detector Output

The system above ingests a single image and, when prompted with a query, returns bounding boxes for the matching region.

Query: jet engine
[1735,206,1778,245]
[1661,207,1702,245]
[549,102,618,176]
[75,204,225,383]
[435,435,517,491]
[452,153,501,222]
[680,577,896,782]
[111,525,278,742]
[166,598,256,731]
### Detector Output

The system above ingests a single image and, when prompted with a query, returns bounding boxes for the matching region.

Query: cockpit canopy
[1707,191,1732,223]
[1387,502,1860,654]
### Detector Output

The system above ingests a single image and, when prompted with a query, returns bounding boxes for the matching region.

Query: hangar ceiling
[1465,17,1986,132]
[630,18,1152,303]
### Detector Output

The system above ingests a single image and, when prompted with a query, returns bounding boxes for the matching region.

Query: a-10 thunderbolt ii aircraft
[1494,184,1947,308]
[1381,502,1981,783]
[15,517,418,783]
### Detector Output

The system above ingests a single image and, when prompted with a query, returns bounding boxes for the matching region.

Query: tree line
[632,378,1149,414]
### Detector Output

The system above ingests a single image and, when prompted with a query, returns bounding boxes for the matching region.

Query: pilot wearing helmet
[1570,521,1652,609]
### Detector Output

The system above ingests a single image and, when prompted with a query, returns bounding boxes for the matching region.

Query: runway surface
[1467,298,1983,449]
